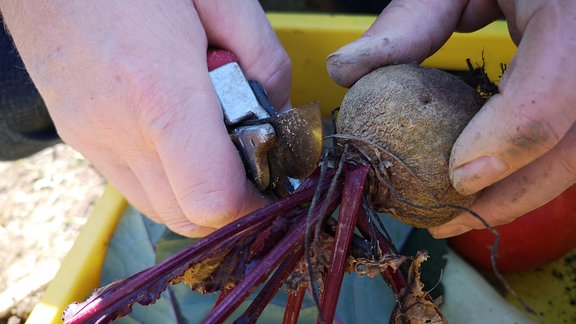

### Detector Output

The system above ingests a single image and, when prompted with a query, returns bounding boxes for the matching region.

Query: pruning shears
[207,48,323,197]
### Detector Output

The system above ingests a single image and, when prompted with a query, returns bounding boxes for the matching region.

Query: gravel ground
[0,144,106,323]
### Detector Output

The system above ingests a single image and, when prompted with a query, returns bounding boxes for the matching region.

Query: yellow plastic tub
[28,13,572,324]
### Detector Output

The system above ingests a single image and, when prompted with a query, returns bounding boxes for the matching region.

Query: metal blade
[268,101,323,180]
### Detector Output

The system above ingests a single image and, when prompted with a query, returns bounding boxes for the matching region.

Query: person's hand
[327,0,576,238]
[0,0,291,237]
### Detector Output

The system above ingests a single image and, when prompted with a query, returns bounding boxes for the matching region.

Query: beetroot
[337,64,483,227]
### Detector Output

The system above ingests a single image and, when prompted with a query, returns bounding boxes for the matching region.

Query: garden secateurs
[207,48,323,197]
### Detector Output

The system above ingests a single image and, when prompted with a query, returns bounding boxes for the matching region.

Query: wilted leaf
[393,251,447,324]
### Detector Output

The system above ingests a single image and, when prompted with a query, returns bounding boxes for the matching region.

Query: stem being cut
[63,151,440,323]
[320,164,368,323]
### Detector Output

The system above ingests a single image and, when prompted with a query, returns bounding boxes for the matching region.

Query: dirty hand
[327,0,576,238]
[0,0,291,237]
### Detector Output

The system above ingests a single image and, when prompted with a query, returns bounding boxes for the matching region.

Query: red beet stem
[234,243,305,323]
[319,164,370,323]
[214,287,234,309]
[283,285,307,324]
[203,236,298,323]
[63,174,324,324]
[355,210,407,296]
[203,186,343,323]
[65,158,415,323]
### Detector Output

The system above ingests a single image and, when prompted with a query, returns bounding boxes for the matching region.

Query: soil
[0,144,106,323]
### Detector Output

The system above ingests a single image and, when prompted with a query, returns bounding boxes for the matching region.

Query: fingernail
[327,37,371,63]
[451,156,508,195]
[327,38,373,87]
[429,224,472,239]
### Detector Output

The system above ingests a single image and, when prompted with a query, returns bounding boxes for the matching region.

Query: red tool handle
[207,47,239,71]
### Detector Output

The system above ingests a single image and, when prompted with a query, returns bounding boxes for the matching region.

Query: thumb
[449,4,576,195]
[326,0,466,87]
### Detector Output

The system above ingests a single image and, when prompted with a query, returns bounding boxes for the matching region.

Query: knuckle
[108,55,193,132]
[128,78,194,142]
[245,47,292,104]
[180,182,248,228]
[267,59,291,79]
[266,54,291,87]
[164,218,214,238]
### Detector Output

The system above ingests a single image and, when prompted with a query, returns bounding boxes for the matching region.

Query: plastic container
[28,13,573,324]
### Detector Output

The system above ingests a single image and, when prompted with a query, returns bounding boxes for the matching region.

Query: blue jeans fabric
[0,15,60,160]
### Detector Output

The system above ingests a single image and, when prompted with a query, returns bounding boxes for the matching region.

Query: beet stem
[214,287,234,309]
[355,209,407,296]
[234,244,305,324]
[64,233,244,323]
[319,163,370,324]
[203,223,305,323]
[63,176,322,324]
[364,200,400,255]
[306,148,348,313]
[283,285,307,324]
[203,189,343,323]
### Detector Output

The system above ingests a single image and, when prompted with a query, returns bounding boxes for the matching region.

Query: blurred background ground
[0,144,105,323]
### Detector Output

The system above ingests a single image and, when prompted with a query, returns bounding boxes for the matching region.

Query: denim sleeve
[0,15,61,161]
